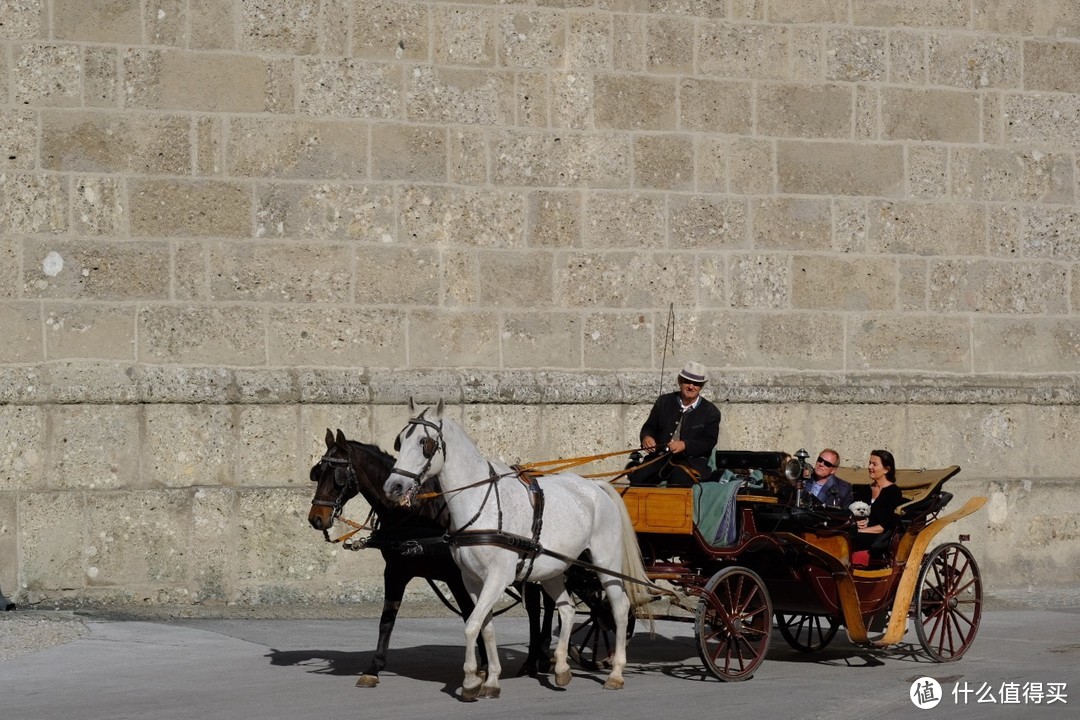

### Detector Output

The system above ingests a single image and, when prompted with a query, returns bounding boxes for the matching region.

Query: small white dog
[849,500,871,518]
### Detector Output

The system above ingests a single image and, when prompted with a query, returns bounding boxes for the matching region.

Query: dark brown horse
[308,429,553,687]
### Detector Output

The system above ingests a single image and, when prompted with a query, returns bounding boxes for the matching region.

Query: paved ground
[1,601,1077,720]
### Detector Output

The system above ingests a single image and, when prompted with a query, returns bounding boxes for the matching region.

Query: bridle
[390,409,445,488]
[309,453,360,520]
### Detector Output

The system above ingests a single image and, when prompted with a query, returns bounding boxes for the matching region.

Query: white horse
[383,400,651,700]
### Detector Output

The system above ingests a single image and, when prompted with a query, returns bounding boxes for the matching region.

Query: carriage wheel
[565,585,636,671]
[695,567,772,681]
[914,542,982,662]
[775,612,839,653]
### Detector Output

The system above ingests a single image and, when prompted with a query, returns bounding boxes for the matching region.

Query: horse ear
[335,428,347,447]
[325,428,334,448]
[408,396,416,414]
[435,398,444,418]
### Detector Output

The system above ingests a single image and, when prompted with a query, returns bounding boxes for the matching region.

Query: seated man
[628,361,721,487]
[805,448,853,508]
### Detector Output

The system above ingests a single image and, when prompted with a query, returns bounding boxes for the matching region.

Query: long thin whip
[658,303,675,396]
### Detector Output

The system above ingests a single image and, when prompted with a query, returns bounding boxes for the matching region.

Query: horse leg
[517,583,552,677]
[542,577,575,687]
[445,572,488,678]
[357,565,410,688]
[600,578,631,691]
[460,575,506,701]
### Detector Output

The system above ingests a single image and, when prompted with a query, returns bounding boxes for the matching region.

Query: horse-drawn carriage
[311,403,986,697]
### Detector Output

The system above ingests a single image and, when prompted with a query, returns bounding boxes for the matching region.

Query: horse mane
[344,439,395,470]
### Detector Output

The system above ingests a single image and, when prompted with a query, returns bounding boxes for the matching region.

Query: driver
[628,361,721,487]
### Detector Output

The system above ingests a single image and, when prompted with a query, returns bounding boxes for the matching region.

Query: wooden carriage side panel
[619,487,694,535]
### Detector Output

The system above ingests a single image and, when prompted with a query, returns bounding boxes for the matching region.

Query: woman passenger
[852,449,904,554]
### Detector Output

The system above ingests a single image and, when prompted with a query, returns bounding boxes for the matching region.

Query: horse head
[384,398,446,507]
[308,428,365,531]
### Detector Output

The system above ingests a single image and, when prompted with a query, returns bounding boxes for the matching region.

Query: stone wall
[1,0,1079,607]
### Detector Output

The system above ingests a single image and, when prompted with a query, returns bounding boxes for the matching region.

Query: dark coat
[639,391,721,460]
[808,475,855,508]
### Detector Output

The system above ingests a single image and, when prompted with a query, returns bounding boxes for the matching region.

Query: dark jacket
[855,482,905,532]
[639,392,721,461]
[808,475,854,509]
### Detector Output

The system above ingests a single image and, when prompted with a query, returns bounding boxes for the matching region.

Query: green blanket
[693,479,741,547]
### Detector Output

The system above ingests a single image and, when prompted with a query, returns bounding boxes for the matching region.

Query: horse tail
[597,481,655,628]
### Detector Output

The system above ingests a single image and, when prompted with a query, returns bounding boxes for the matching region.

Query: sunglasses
[816,457,837,468]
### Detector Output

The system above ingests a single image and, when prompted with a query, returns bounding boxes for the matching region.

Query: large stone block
[699,21,790,80]
[0,0,45,39]
[0,302,43,362]
[47,405,141,490]
[930,259,1069,314]
[145,0,185,46]
[227,117,368,180]
[190,0,236,49]
[643,15,694,74]
[130,179,251,237]
[556,251,696,308]
[493,130,631,188]
[754,312,846,371]
[18,491,86,592]
[371,125,446,182]
[927,33,1021,89]
[582,311,652,369]
[826,28,886,82]
[206,242,352,303]
[144,405,234,488]
[84,490,192,587]
[432,5,496,66]
[777,141,904,197]
[138,305,266,365]
[502,311,582,369]
[906,405,1030,478]
[44,304,136,360]
[0,108,36,170]
[13,43,81,106]
[266,306,408,368]
[23,239,170,300]
[405,67,513,125]
[72,176,124,236]
[43,361,140,404]
[792,256,896,311]
[867,201,985,256]
[0,239,14,299]
[52,0,140,43]
[527,190,581,247]
[1021,207,1080,259]
[670,195,749,249]
[477,250,554,307]
[255,183,394,241]
[594,74,677,131]
[611,13,646,72]
[407,309,500,367]
[758,84,853,139]
[567,12,612,70]
[905,146,949,198]
[730,254,790,309]
[0,491,15,592]
[633,135,693,190]
[972,0,1080,38]
[722,402,813,454]
[881,88,980,142]
[751,197,831,251]
[851,0,969,28]
[441,248,479,306]
[1023,40,1080,93]
[353,1,428,61]
[0,173,67,234]
[539,404,627,477]
[461,403,543,462]
[888,30,927,84]
[124,49,275,112]
[235,488,333,581]
[41,110,191,174]
[1004,94,1080,148]
[0,405,44,492]
[356,246,439,305]
[899,258,928,310]
[951,147,1074,203]
[678,78,753,134]
[973,318,1080,374]
[448,128,489,184]
[583,192,665,247]
[190,487,236,601]
[498,9,565,69]
[239,0,319,54]
[234,406,301,487]
[848,314,970,371]
[399,185,526,247]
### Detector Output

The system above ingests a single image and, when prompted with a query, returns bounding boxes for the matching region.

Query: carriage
[566,449,986,681]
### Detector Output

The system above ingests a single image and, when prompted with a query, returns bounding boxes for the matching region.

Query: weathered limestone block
[227,118,368,179]
[678,78,753,134]
[256,183,394,241]
[826,28,886,82]
[477,250,554,307]
[371,125,446,182]
[44,304,136,360]
[1005,94,1080,148]
[356,246,439,305]
[792,256,896,311]
[706,138,772,195]
[405,67,514,125]
[136,366,229,405]
[594,74,677,130]
[1023,40,1080,93]
[730,254,790,309]
[722,402,814,455]
[899,258,928,311]
[72,176,124,236]
[300,405,374,457]
[696,254,728,307]
[43,362,140,404]
[399,185,526,247]
[436,248,475,306]
[905,146,949,198]
[633,135,693,191]
[448,128,489,184]
[550,70,592,129]
[612,13,646,72]
[556,251,697,308]
[85,490,192,587]
[848,314,970,371]
[267,306,408,368]
[407,309,500,367]
[927,33,1021,89]
[888,30,927,84]
[0,173,67,234]
[493,130,632,188]
[1021,207,1080,259]
[18,491,85,592]
[0,239,14,299]
[52,0,140,43]
[189,487,236,602]
[138,305,266,365]
[461,403,543,462]
[0,367,46,405]
[23,239,170,300]
[234,406,301,487]
[754,313,846,370]
[125,49,276,113]
[499,8,565,69]
[0,405,44,492]
[907,405,1029,477]
[583,311,652,369]
[527,190,581,247]
[868,201,985,256]
[502,311,582,369]
[643,16,694,74]
[190,0,236,49]
[0,302,43,363]
[144,0,185,46]
[972,0,1080,38]
[0,0,44,39]
[852,0,969,28]
[230,368,299,404]
[566,12,612,70]
[758,84,853,139]
[973,318,1080,374]
[929,259,1069,314]
[206,242,352,303]
[0,108,36,170]
[13,43,81,106]
[129,179,251,238]
[41,111,191,174]
[670,195,749,249]
[584,192,665,247]
[881,88,980,142]
[432,4,496,66]
[144,405,234,488]
[239,0,318,54]
[699,21,790,80]
[47,405,140,490]
[777,141,904,197]
[540,404,628,477]
[235,488,332,581]
[751,197,831,251]
[988,205,1022,256]
[353,1,428,61]
[0,492,15,592]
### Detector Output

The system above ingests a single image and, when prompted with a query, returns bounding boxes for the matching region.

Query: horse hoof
[356,675,379,688]
[461,684,481,702]
[479,686,501,699]
[555,669,572,687]
[603,677,625,690]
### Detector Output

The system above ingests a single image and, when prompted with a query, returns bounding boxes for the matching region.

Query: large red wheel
[914,542,982,662]
[695,567,772,681]
[776,612,839,653]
